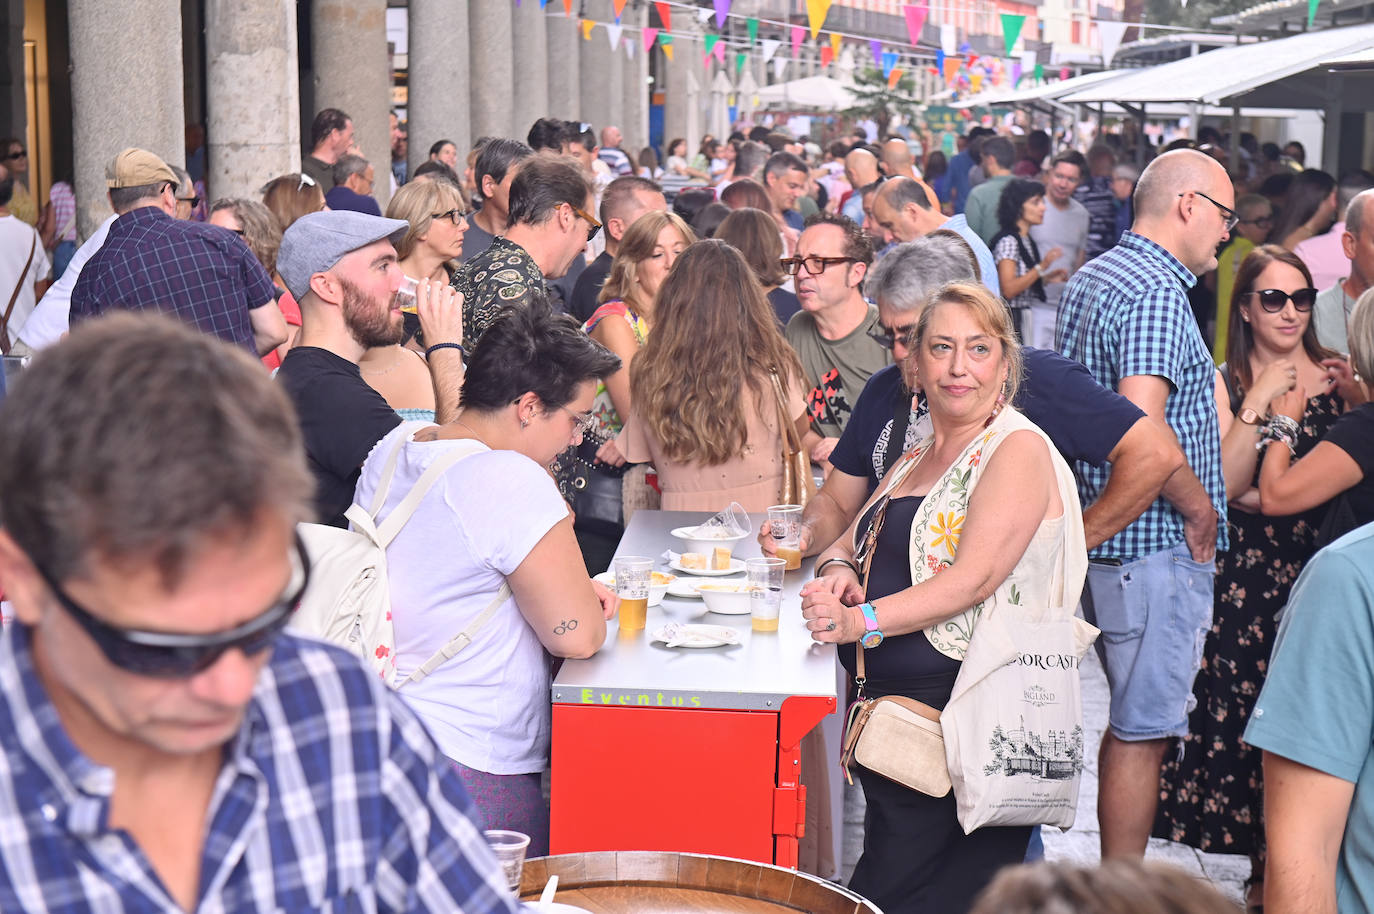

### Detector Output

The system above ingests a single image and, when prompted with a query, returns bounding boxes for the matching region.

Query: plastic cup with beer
[767,504,804,571]
[483,829,530,891]
[613,556,653,631]
[748,557,786,632]
[394,275,420,313]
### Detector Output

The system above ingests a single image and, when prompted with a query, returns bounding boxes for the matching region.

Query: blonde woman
[617,240,809,512]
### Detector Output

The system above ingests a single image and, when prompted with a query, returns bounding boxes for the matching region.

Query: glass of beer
[748,557,786,632]
[394,274,420,313]
[768,504,804,570]
[613,556,653,631]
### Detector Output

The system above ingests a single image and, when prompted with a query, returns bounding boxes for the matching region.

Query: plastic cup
[613,555,653,631]
[484,829,530,891]
[748,557,786,632]
[767,504,804,571]
[394,275,420,313]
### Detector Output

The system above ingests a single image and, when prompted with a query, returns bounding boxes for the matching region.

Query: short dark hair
[998,179,1046,231]
[882,176,931,211]
[802,212,874,266]
[412,160,461,187]
[981,136,1015,170]
[1050,149,1088,179]
[428,139,456,157]
[461,293,620,413]
[474,138,534,200]
[527,117,572,153]
[600,174,662,225]
[566,121,596,152]
[719,178,773,213]
[763,151,808,183]
[109,182,171,211]
[692,202,731,239]
[672,187,717,225]
[0,313,313,585]
[506,153,595,227]
[332,154,370,184]
[310,107,351,149]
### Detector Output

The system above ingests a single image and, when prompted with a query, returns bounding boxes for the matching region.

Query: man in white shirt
[0,163,52,353]
[1313,188,1374,355]
[1029,150,1091,349]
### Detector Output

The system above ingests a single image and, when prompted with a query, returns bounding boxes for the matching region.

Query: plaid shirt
[0,623,521,914]
[1056,231,1227,561]
[69,206,276,352]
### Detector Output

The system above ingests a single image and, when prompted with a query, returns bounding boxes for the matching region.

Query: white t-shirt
[1,215,52,349]
[354,422,569,774]
[18,213,116,349]
[1030,197,1090,307]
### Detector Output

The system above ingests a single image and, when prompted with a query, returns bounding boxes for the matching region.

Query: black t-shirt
[570,251,614,324]
[276,347,402,527]
[1323,402,1374,524]
[768,287,802,327]
[829,347,1145,492]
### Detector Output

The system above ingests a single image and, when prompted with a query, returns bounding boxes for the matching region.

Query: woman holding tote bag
[801,281,1091,914]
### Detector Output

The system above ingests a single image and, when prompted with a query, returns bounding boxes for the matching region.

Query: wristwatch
[1238,407,1263,426]
[859,602,885,648]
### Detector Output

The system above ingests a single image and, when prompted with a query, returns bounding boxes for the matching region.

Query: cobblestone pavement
[840,648,1251,906]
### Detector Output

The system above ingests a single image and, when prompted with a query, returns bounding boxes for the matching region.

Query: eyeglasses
[3,149,26,160]
[1238,215,1274,228]
[431,208,466,225]
[34,534,310,679]
[1179,190,1239,232]
[558,404,597,436]
[570,204,602,242]
[1248,287,1317,313]
[781,255,858,277]
[179,196,201,208]
[867,320,917,350]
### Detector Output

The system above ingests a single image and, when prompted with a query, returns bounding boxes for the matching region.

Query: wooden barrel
[518,851,883,913]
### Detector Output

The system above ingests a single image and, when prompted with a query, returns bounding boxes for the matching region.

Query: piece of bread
[711,547,732,570]
[680,552,707,569]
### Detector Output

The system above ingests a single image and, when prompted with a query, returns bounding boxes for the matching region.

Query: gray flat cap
[278,210,409,301]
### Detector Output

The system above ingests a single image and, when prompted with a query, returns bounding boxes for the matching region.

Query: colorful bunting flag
[653,1,670,32]
[1012,60,1022,84]
[662,36,674,61]
[1308,0,1319,26]
[643,27,659,52]
[971,72,983,91]
[903,4,928,46]
[887,66,904,89]
[806,0,832,40]
[747,18,758,45]
[580,18,594,40]
[773,57,788,79]
[714,0,731,29]
[870,39,883,69]
[881,50,898,77]
[790,25,804,57]
[1059,66,1070,79]
[1033,63,1044,81]
[704,34,719,55]
[935,49,944,73]
[715,41,726,63]
[736,52,747,72]
[612,0,628,20]
[539,0,547,7]
[943,56,960,83]
[562,0,573,16]
[625,38,635,59]
[761,38,781,62]
[1097,21,1127,65]
[999,13,1025,57]
[697,7,713,23]
[940,23,957,55]
[606,23,623,49]
[821,44,834,67]
[830,32,843,58]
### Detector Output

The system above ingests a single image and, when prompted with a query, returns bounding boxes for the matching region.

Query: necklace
[359,348,403,378]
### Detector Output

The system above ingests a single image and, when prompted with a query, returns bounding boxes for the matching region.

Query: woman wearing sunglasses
[800,282,1085,914]
[1155,244,1343,911]
[353,297,620,855]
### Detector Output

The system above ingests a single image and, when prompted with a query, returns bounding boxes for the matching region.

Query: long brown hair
[629,239,804,464]
[598,211,696,314]
[715,207,786,287]
[1224,243,1335,391]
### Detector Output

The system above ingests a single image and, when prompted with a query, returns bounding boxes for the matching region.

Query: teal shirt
[1245,526,1374,913]
[964,174,1014,246]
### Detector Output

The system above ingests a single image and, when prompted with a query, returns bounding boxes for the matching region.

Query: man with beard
[275,211,465,526]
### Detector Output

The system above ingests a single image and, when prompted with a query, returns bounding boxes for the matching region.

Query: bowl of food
[671,525,750,561]
[691,580,753,615]
[593,570,675,607]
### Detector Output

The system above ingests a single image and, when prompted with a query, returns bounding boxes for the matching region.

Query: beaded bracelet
[1257,414,1299,455]
[425,342,464,359]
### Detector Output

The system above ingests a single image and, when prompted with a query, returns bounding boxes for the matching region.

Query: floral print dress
[1153,390,1343,861]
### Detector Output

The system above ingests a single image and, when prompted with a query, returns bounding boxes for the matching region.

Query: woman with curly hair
[616,239,809,512]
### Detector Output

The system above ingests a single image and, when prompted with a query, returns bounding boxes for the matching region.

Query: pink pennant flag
[903,4,928,45]
[790,24,805,57]
[715,41,726,63]
[643,27,659,53]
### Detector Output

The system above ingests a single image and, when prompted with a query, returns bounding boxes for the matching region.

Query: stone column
[68,0,185,237]
[312,0,391,207]
[510,0,549,139]
[546,12,581,122]
[662,26,700,156]
[205,0,301,202]
[409,0,469,177]
[619,5,649,154]
[469,2,514,142]
[578,0,613,129]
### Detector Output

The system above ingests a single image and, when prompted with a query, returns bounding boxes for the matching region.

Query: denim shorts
[1080,542,1215,741]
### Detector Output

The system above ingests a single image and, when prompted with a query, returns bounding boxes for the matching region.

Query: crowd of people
[1,101,1373,914]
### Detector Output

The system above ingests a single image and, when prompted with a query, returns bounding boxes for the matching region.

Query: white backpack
[292,430,510,687]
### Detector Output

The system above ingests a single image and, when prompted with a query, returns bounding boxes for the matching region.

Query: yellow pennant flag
[971,72,983,91]
[829,32,842,57]
[663,42,674,61]
[580,18,595,40]
[805,0,832,40]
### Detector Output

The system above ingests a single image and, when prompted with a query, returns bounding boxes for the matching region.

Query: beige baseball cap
[105,148,179,190]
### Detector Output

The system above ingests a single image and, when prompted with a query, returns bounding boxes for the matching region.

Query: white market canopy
[754,75,857,110]
[967,68,1130,107]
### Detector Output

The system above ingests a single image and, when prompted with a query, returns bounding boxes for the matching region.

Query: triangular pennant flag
[943,56,960,83]
[1059,66,1070,79]
[805,0,832,40]
[761,38,781,61]
[612,0,628,20]
[870,39,883,69]
[1012,60,1022,84]
[747,18,758,45]
[940,23,957,55]
[659,32,673,45]
[654,1,670,31]
[791,25,804,57]
[714,0,731,29]
[715,41,726,63]
[562,0,573,15]
[643,27,659,52]
[971,72,983,91]
[625,38,635,59]
[887,66,903,89]
[882,50,898,77]
[606,23,623,50]
[704,34,719,55]
[663,41,674,60]
[1308,0,1319,26]
[539,0,547,7]
[830,32,843,57]
[1097,20,1127,65]
[999,13,1025,57]
[821,44,834,67]
[773,57,788,79]
[1033,62,1044,80]
[903,4,928,46]
[580,18,594,40]
[935,48,944,73]
[736,51,746,72]
[697,7,713,23]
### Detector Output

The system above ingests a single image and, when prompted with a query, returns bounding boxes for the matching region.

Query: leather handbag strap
[0,231,37,356]
[769,369,802,454]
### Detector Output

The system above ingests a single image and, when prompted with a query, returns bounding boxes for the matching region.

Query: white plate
[665,576,707,598]
[651,623,742,648]
[669,556,747,576]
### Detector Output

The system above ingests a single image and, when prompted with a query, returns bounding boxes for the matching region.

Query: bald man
[879,138,921,180]
[841,148,881,225]
[870,177,1000,295]
[1057,149,1231,861]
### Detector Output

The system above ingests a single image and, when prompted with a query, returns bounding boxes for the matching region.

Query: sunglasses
[431,208,466,225]
[1248,288,1317,313]
[3,149,26,160]
[1179,190,1239,232]
[781,255,857,277]
[180,196,201,208]
[867,320,917,350]
[35,534,311,679]
[571,204,602,242]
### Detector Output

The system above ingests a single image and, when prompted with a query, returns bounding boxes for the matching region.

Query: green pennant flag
[1308,0,1319,26]
[747,17,758,45]
[1000,13,1026,58]
[659,32,673,45]
[1033,62,1044,81]
[736,51,747,71]
[704,34,719,55]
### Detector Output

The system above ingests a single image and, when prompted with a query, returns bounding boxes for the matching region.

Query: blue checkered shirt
[1056,231,1227,561]
[0,623,521,913]
[69,206,277,352]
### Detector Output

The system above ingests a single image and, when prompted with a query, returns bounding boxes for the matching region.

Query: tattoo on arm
[553,619,580,635]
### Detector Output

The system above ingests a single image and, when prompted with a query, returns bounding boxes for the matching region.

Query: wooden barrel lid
[518,851,882,914]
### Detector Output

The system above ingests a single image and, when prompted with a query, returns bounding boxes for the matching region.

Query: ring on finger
[826,620,837,632]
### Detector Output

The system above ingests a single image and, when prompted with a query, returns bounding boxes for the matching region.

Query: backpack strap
[367,421,417,516]
[372,438,488,547]
[399,581,514,687]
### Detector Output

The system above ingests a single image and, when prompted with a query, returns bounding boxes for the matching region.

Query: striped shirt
[0,623,521,913]
[1056,231,1227,561]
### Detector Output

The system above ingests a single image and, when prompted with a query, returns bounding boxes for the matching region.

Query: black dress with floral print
[1153,390,1343,861]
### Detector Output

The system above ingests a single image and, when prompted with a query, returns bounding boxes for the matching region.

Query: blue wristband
[425,342,464,358]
